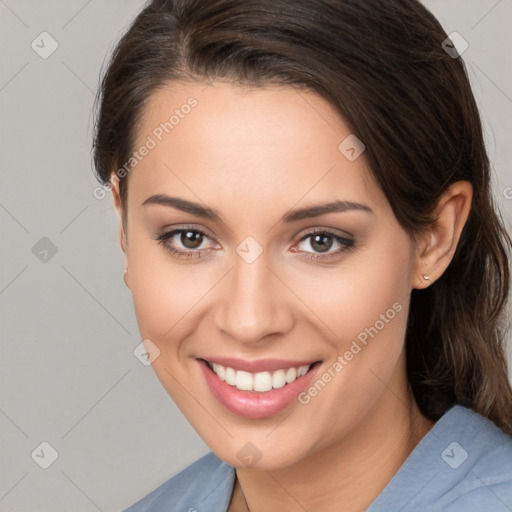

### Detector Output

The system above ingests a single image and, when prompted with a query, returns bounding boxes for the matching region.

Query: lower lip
[198,360,321,419]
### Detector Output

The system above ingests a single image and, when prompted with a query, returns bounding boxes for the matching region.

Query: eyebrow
[141,194,373,223]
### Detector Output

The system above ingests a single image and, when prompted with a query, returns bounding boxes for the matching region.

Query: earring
[123,268,128,286]
[423,274,430,281]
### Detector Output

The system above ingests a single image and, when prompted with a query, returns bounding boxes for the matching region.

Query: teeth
[225,366,236,386]
[298,365,309,377]
[212,363,225,381]
[208,362,312,392]
[236,371,253,391]
[253,371,273,392]
[272,369,286,389]
[285,367,297,383]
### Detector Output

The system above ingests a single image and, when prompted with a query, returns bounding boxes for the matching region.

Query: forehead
[128,80,386,216]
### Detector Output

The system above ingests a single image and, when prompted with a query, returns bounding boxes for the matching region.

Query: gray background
[1,1,511,510]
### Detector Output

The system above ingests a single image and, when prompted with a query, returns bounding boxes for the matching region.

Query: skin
[110,80,472,511]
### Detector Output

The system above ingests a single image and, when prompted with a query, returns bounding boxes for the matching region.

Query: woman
[92,0,512,510]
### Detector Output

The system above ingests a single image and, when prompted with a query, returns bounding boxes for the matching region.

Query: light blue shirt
[123,405,512,511]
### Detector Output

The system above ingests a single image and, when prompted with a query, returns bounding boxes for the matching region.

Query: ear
[412,181,473,289]
[110,175,128,261]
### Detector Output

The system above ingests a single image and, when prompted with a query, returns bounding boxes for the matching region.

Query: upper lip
[199,357,319,373]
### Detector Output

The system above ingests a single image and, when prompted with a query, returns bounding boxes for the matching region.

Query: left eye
[294,230,354,259]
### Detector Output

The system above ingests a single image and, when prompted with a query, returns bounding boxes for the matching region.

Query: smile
[198,357,322,419]
[206,360,311,392]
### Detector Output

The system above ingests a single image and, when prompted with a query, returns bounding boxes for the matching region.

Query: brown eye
[154,227,218,260]
[309,233,334,253]
[181,230,204,249]
[294,229,355,261]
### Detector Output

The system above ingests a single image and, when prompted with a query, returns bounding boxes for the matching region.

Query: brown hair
[92,0,512,434]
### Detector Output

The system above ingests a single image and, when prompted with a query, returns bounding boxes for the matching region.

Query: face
[115,80,421,469]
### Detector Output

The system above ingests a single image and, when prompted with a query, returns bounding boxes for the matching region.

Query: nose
[213,252,295,345]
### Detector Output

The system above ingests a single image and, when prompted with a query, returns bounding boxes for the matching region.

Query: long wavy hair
[92,0,512,434]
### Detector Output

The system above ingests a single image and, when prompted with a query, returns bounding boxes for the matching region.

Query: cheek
[126,249,211,404]
[126,232,205,343]
[281,266,412,451]
[299,238,413,412]
[284,237,413,351]
[280,233,413,412]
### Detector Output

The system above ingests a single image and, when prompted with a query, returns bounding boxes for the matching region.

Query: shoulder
[122,451,236,512]
[432,405,512,511]
[369,405,512,512]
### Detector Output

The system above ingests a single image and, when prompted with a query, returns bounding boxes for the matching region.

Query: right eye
[154,228,219,259]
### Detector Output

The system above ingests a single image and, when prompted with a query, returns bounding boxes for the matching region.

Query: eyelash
[154,227,355,262]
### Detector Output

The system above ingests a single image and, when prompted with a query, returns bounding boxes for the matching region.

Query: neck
[230,384,434,512]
